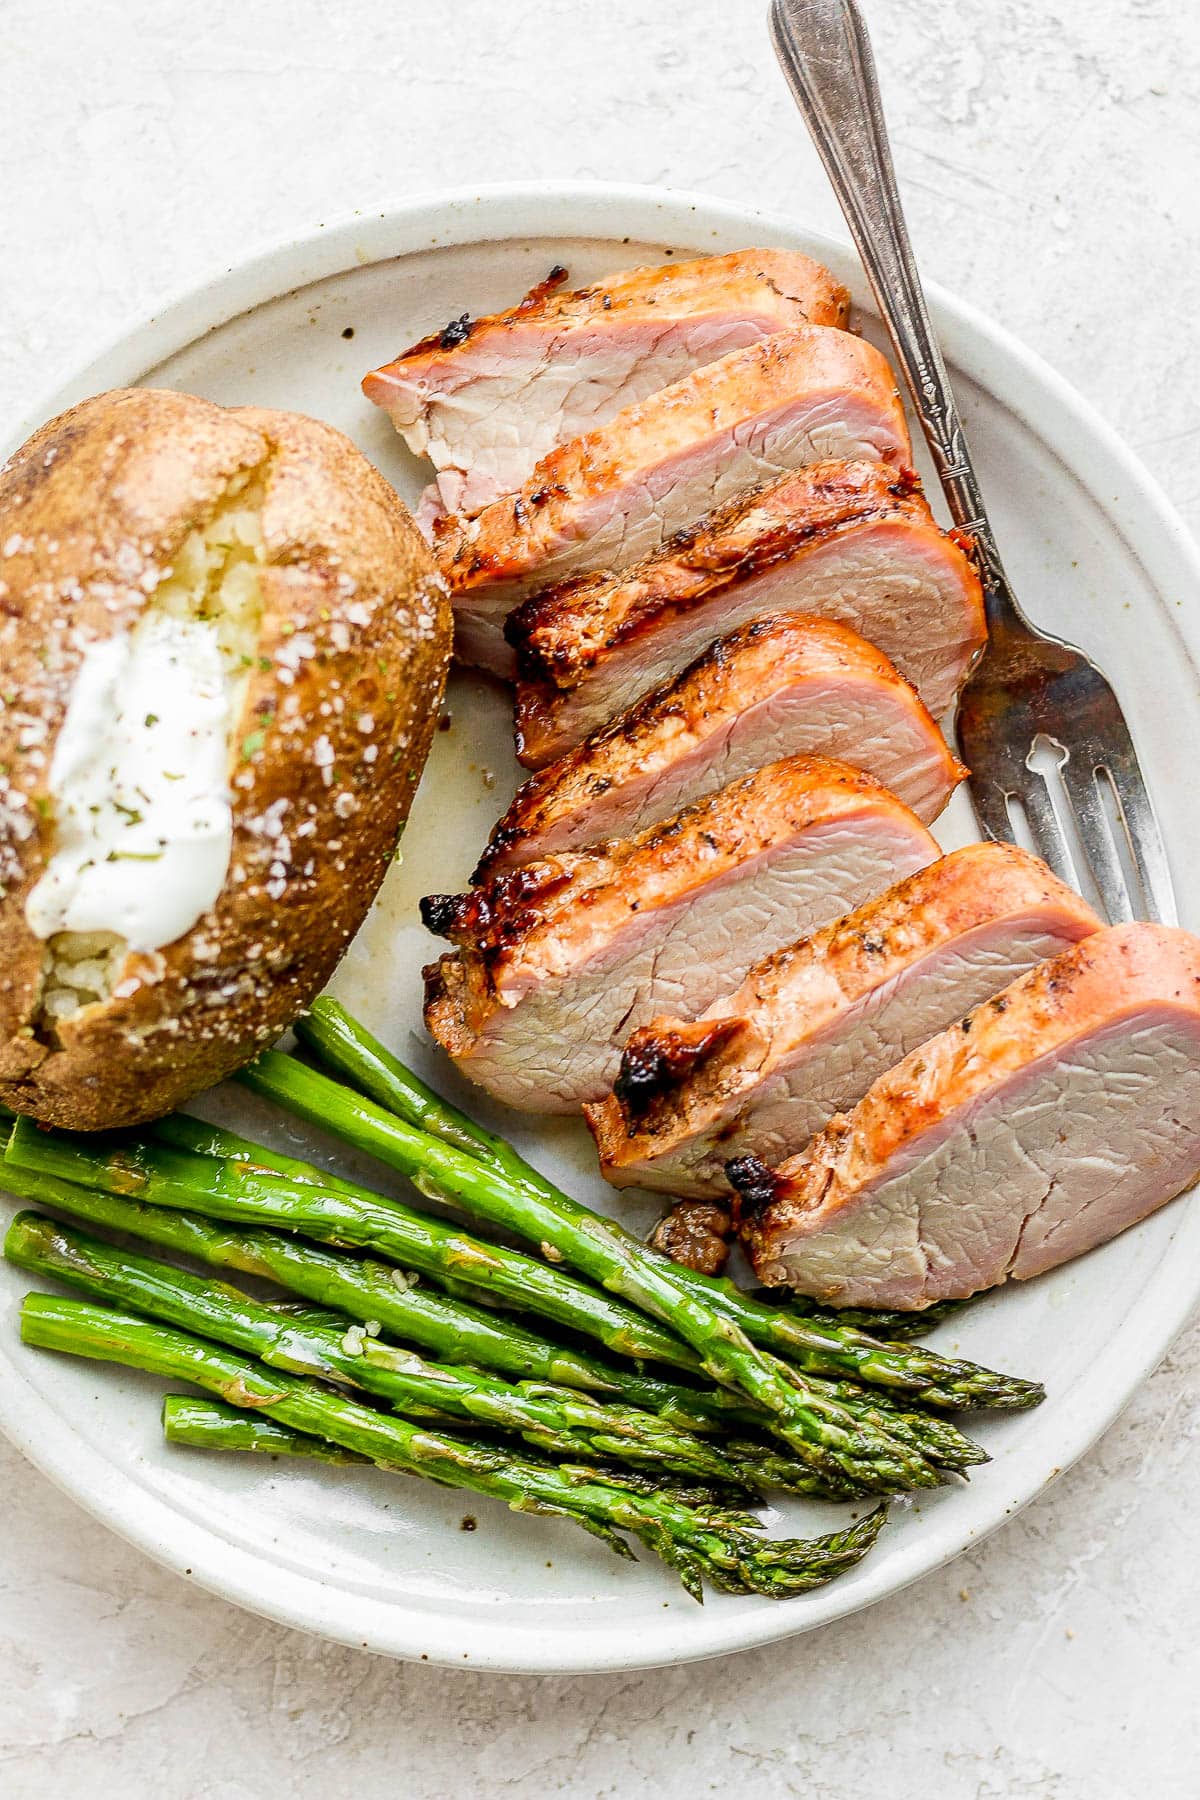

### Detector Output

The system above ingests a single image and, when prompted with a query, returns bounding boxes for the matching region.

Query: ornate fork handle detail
[769,0,1017,622]
[770,0,1177,928]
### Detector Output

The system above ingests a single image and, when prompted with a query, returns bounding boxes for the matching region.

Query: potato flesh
[39,476,267,1026]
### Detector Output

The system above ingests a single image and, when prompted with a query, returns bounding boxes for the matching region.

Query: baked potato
[0,387,451,1130]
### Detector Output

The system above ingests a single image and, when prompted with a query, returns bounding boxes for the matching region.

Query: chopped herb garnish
[144,713,159,728]
[241,729,267,761]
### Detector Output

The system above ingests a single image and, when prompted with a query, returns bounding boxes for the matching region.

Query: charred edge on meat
[513,264,571,313]
[418,892,468,939]
[725,1154,784,1223]
[387,265,573,366]
[420,860,574,953]
[613,1019,747,1130]
[504,463,927,684]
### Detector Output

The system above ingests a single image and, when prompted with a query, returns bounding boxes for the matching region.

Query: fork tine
[1102,740,1178,926]
[1058,752,1135,925]
[965,773,1019,850]
[1016,769,1079,893]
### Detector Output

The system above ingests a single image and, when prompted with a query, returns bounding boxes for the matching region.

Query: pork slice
[511,460,984,762]
[363,250,850,518]
[732,922,1200,1307]
[480,613,963,879]
[587,843,1102,1198]
[435,328,910,674]
[422,755,937,1113]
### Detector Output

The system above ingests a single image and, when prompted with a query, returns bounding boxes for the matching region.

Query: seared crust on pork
[0,388,450,1129]
[510,460,985,764]
[435,329,910,673]
[480,612,963,878]
[733,923,1200,1306]
[586,843,1101,1197]
[422,754,937,1112]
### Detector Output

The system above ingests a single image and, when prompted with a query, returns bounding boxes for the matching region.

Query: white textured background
[2,1,1199,1794]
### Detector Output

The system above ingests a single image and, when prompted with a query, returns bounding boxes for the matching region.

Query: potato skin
[0,387,451,1129]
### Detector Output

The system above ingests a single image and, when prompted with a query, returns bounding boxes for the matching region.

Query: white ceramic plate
[2,184,1199,1674]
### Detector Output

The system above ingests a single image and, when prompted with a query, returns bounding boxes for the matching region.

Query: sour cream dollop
[26,612,235,951]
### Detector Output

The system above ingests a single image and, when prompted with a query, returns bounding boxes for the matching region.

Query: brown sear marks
[505,461,926,688]
[614,1018,748,1129]
[512,263,571,313]
[419,859,573,953]
[724,1154,784,1222]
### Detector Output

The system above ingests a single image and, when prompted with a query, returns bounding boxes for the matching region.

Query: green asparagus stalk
[240,1048,1038,1429]
[0,1157,675,1403]
[163,1394,367,1464]
[776,1294,971,1341]
[21,1293,887,1601]
[287,1009,1040,1411]
[5,1115,700,1376]
[9,1166,920,1492]
[7,1212,819,1493]
[296,997,529,1167]
[150,1117,985,1473]
[229,1065,960,1490]
[8,1116,947,1493]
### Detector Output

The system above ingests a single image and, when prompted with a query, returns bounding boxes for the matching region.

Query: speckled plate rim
[2,181,1199,1673]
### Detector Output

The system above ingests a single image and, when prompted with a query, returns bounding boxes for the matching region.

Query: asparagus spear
[297,1002,970,1341]
[776,1294,970,1341]
[288,1008,1040,1411]
[163,1394,367,1464]
[162,1394,729,1508]
[0,1157,757,1431]
[5,1115,700,1377]
[6,1117,943,1494]
[21,1293,887,1601]
[7,1212,820,1492]
[239,1047,1040,1424]
[151,1117,986,1473]
[9,1163,982,1485]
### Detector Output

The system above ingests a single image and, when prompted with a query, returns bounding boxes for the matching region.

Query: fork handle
[770,0,1016,616]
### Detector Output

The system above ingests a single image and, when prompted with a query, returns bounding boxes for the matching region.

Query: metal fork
[770,0,1176,925]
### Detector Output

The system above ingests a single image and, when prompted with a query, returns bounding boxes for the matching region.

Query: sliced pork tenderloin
[362,250,850,518]
[479,613,963,879]
[732,922,1200,1308]
[511,459,984,761]
[422,755,937,1113]
[435,328,910,674]
[587,843,1102,1199]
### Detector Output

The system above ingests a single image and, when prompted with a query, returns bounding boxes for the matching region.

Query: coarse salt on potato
[0,387,451,1130]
